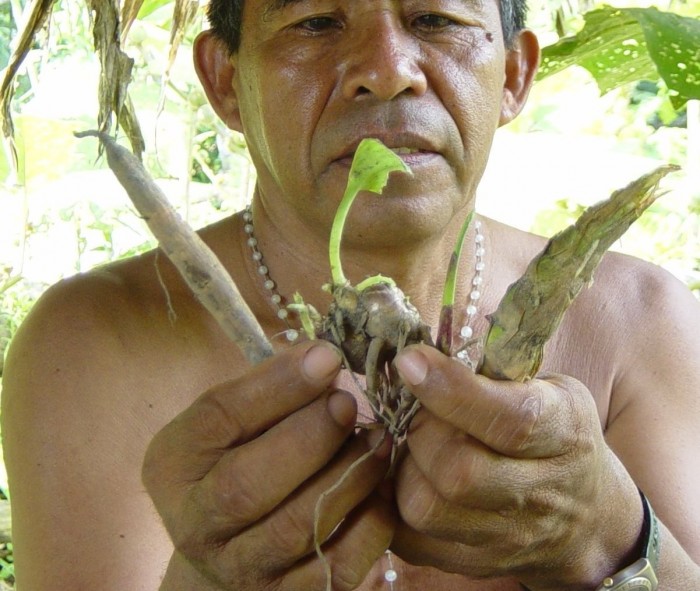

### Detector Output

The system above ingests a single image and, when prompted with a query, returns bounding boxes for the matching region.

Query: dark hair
[207,0,528,53]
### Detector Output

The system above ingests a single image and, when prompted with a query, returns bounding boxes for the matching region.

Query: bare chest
[357,553,523,591]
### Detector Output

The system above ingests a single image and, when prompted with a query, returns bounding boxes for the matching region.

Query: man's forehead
[262,0,481,15]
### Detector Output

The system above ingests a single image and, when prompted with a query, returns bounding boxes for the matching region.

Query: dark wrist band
[594,488,660,591]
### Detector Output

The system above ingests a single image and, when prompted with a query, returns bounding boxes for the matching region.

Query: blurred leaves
[539,6,700,109]
[0,0,54,168]
[88,0,144,159]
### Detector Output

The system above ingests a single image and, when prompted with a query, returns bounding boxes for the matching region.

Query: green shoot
[355,274,396,291]
[329,139,412,287]
[436,211,475,355]
[290,293,318,340]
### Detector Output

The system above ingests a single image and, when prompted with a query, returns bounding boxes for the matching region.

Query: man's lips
[332,137,442,167]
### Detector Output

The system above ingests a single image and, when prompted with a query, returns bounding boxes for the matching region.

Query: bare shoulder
[1,217,249,589]
[485,216,700,403]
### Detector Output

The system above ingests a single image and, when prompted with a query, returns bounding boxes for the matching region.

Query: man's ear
[194,31,243,132]
[499,29,540,127]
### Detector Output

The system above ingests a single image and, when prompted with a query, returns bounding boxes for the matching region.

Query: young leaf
[329,139,412,286]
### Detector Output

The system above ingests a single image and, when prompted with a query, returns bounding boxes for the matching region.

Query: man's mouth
[390,147,420,155]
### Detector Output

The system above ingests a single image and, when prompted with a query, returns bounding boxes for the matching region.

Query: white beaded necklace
[243,204,486,363]
[242,204,486,584]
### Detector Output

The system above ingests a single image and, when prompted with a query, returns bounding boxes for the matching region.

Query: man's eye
[296,16,341,33]
[413,13,456,31]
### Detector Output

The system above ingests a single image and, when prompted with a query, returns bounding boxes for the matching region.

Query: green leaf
[538,6,700,108]
[137,0,172,19]
[329,139,412,286]
[345,138,411,199]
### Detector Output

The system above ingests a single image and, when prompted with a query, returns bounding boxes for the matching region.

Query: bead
[384,569,398,583]
[244,204,487,359]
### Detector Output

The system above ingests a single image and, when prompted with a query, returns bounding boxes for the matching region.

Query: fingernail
[302,343,342,381]
[395,350,428,386]
[327,391,356,428]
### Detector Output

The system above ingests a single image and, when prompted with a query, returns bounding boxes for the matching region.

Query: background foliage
[0,0,698,586]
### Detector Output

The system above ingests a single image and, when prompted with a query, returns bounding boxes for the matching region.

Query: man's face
[231,0,515,242]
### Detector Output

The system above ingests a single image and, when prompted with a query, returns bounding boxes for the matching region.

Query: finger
[405,410,531,509]
[144,341,342,488]
[395,449,526,545]
[392,520,519,580]
[218,430,393,577]
[394,344,587,458]
[179,390,358,548]
[281,491,397,591]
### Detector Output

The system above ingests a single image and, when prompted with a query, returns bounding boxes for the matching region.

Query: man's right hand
[142,341,395,591]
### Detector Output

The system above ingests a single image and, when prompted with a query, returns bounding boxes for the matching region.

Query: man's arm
[2,275,176,590]
[2,270,396,590]
[390,262,700,589]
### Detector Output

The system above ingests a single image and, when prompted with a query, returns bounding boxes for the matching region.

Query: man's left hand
[391,344,643,591]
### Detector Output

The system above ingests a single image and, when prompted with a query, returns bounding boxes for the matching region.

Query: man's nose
[340,17,428,101]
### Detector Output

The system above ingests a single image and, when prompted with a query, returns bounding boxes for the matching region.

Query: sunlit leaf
[137,0,173,19]
[0,0,54,170]
[538,6,700,108]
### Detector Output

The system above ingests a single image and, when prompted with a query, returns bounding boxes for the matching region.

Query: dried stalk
[75,130,273,365]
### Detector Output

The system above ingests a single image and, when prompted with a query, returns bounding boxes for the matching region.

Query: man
[3,0,699,589]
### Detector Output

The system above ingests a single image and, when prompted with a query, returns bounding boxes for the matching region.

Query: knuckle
[431,449,476,503]
[194,391,247,446]
[209,455,265,528]
[505,393,543,453]
[169,510,211,564]
[265,502,313,558]
[400,485,440,533]
[141,437,163,494]
[332,562,365,591]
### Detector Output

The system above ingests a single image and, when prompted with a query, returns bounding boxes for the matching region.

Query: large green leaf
[538,6,700,108]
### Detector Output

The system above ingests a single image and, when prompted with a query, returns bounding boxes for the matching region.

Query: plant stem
[328,139,411,287]
[436,211,474,355]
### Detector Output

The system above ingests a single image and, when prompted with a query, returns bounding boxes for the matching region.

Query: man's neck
[247,192,483,332]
